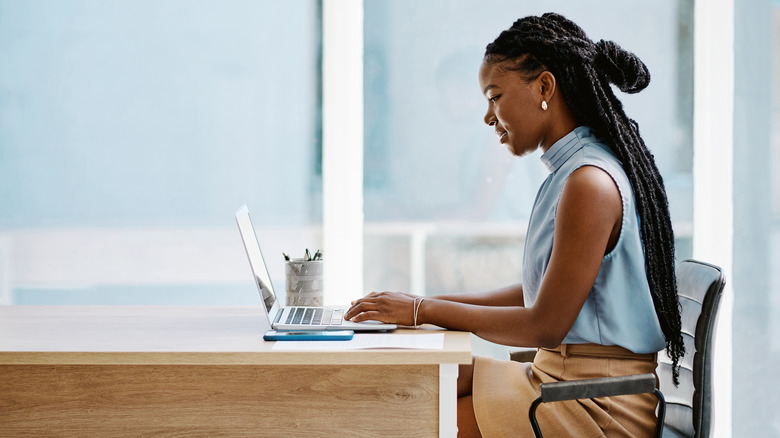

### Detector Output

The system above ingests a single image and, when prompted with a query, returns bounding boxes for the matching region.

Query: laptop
[235,204,396,331]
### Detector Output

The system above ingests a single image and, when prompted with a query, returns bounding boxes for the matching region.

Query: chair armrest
[509,349,538,363]
[539,373,657,402]
[529,373,666,438]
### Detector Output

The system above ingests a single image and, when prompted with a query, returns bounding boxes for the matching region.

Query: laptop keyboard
[285,307,343,326]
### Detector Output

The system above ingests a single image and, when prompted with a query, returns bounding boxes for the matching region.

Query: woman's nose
[484,110,496,126]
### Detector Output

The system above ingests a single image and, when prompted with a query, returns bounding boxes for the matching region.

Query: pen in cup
[283,249,323,261]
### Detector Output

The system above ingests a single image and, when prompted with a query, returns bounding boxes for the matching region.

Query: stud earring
[541,101,548,111]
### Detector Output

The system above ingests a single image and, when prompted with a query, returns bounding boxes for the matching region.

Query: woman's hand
[345,291,418,326]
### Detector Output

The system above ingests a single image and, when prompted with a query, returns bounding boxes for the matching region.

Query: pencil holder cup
[285,259,324,306]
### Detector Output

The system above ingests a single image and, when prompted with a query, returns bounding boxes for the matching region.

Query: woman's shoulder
[546,127,630,202]
[560,133,631,209]
[570,133,630,188]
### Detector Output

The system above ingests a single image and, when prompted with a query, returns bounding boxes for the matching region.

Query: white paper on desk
[271,333,445,351]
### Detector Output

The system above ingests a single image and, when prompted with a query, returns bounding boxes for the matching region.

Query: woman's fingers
[348,310,386,323]
[345,296,376,320]
[346,299,377,316]
[345,291,415,324]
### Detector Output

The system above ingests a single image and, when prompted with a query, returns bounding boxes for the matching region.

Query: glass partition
[0,0,322,304]
[732,0,780,433]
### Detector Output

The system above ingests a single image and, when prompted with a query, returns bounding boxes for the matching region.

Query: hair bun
[595,40,650,94]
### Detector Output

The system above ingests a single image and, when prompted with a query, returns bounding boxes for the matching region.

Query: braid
[486,13,685,384]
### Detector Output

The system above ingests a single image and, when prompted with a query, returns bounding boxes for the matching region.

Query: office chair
[511,259,726,438]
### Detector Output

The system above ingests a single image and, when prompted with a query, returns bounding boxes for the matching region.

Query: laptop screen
[235,205,277,315]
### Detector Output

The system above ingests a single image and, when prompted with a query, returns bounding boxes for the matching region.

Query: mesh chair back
[657,260,725,438]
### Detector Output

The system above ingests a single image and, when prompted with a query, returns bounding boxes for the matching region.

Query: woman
[345,13,684,437]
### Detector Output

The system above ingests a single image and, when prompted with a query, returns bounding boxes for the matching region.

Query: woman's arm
[433,283,525,307]
[346,166,622,348]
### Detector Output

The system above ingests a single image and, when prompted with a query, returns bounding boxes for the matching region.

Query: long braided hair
[485,13,684,384]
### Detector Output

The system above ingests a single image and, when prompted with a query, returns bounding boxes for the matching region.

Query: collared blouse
[522,126,666,353]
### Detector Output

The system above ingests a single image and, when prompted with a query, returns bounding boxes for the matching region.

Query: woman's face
[478,59,549,157]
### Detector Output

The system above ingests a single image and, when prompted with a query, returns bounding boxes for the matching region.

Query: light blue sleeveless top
[522,126,665,354]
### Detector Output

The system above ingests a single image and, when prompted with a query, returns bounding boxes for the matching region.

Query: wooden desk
[0,306,471,437]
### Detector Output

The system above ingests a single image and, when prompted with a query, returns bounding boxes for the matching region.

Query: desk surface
[0,305,472,366]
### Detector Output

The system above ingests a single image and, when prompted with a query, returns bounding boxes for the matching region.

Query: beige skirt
[473,344,659,438]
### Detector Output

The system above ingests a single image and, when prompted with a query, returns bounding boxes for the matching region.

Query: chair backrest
[657,259,726,438]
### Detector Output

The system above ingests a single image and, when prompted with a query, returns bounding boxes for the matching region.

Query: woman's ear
[537,71,557,103]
